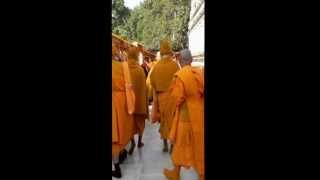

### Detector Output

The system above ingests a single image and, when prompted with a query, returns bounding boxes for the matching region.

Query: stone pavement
[112,106,198,180]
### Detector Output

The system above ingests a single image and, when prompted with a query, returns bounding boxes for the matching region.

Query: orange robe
[112,59,135,157]
[149,56,179,139]
[146,60,159,101]
[128,59,148,135]
[121,52,135,115]
[168,65,204,177]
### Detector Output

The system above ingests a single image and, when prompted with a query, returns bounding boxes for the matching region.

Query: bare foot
[199,175,205,180]
[163,168,179,180]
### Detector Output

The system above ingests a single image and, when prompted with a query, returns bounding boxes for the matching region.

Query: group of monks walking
[112,38,204,180]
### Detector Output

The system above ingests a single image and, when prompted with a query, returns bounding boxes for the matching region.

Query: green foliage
[112,0,191,51]
[112,0,130,35]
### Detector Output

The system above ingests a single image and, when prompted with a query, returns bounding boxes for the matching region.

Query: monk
[141,56,149,77]
[112,42,135,178]
[127,46,148,154]
[163,49,204,180]
[149,39,179,152]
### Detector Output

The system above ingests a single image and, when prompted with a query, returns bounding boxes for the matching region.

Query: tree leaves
[112,0,191,51]
[112,0,130,35]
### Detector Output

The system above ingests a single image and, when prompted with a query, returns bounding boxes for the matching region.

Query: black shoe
[163,141,169,152]
[112,163,122,178]
[119,150,127,164]
[138,142,144,148]
[163,145,168,152]
[128,143,136,155]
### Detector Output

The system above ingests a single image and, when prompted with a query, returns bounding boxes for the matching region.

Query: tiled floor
[112,106,198,180]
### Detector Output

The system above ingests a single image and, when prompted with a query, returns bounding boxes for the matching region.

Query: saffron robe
[168,65,204,176]
[112,59,135,157]
[149,56,179,139]
[146,60,159,101]
[128,59,148,135]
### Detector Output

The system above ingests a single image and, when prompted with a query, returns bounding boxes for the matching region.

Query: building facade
[188,0,204,66]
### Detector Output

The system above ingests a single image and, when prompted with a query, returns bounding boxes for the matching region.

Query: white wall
[188,17,204,56]
[188,0,204,58]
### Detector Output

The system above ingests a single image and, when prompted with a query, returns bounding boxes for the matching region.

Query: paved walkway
[112,106,198,180]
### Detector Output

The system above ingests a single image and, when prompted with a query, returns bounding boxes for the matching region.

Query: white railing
[191,55,204,67]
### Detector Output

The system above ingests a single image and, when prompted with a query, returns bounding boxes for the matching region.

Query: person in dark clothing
[141,56,150,77]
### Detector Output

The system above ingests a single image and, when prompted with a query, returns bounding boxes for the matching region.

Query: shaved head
[179,49,193,66]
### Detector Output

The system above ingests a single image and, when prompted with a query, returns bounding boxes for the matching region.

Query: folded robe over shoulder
[112,59,135,157]
[168,65,204,176]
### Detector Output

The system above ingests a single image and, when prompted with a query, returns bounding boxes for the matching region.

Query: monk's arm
[168,77,186,143]
[170,78,186,107]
